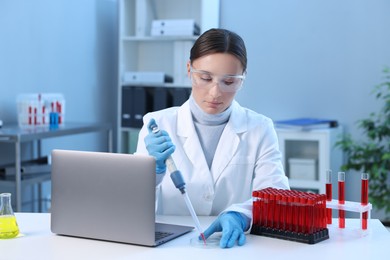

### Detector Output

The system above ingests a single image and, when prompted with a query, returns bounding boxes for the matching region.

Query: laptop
[50,149,193,246]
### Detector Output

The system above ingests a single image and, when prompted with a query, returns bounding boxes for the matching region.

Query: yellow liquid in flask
[0,215,19,239]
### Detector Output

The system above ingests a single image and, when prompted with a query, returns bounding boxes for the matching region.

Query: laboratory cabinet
[276,127,343,195]
[117,0,220,153]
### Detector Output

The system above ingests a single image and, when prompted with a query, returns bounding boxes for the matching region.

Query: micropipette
[150,123,207,245]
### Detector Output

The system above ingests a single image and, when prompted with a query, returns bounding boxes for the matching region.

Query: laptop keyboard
[155,231,174,241]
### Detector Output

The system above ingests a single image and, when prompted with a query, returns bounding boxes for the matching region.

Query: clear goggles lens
[190,67,246,92]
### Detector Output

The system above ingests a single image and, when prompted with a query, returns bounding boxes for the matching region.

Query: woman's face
[187,53,244,114]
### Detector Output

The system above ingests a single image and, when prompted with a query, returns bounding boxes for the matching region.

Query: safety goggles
[190,66,246,93]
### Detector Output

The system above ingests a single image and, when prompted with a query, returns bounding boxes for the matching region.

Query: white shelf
[117,0,220,153]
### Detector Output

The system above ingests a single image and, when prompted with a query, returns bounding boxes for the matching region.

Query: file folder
[121,87,133,127]
[153,87,172,111]
[122,86,153,128]
[171,88,191,106]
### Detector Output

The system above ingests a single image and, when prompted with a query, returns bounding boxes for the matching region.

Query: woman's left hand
[202,212,246,248]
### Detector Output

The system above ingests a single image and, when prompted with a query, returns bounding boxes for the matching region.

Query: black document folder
[122,86,153,128]
[153,87,172,111]
[171,88,191,106]
[121,87,133,127]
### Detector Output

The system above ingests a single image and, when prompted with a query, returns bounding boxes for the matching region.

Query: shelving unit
[276,127,343,195]
[117,0,220,153]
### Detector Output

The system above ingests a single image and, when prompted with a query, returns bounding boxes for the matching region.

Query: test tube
[361,173,369,230]
[299,197,307,233]
[34,107,37,125]
[293,195,300,233]
[263,191,269,228]
[338,172,345,228]
[268,193,275,228]
[252,191,259,226]
[286,194,293,232]
[307,197,315,234]
[28,106,32,125]
[279,192,287,230]
[325,170,332,224]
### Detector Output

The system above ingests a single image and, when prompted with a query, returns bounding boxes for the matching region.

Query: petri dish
[190,234,221,249]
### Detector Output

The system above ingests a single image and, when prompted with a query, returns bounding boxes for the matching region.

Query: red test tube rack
[251,188,329,244]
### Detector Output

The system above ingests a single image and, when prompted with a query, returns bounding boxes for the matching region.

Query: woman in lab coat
[136,28,289,248]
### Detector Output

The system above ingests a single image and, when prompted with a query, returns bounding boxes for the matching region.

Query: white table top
[2,213,390,260]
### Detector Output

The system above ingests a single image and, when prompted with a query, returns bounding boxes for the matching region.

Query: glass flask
[0,193,20,239]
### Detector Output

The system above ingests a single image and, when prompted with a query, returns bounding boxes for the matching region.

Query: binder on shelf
[121,86,153,128]
[121,87,133,127]
[123,72,173,84]
[151,27,200,37]
[171,88,191,106]
[275,118,338,131]
[132,87,153,128]
[151,19,200,36]
[135,0,153,37]
[153,87,172,111]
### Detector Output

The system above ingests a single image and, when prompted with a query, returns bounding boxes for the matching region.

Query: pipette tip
[200,233,207,246]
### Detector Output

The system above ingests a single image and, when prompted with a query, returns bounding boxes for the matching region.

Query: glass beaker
[0,193,20,239]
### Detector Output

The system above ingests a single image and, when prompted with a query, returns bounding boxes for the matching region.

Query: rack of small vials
[251,188,329,244]
[17,93,65,128]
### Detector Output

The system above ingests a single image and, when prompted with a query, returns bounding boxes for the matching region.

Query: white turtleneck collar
[189,95,232,126]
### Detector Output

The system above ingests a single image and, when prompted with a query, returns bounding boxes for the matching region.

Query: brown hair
[190,28,247,72]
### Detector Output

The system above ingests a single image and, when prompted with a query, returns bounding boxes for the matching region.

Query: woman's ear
[187,61,191,77]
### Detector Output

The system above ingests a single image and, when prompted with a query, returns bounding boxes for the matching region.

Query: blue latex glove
[203,212,246,248]
[144,118,175,174]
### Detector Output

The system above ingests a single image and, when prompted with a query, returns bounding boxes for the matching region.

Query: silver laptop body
[50,149,193,246]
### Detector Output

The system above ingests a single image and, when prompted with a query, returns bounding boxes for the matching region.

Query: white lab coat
[136,99,289,221]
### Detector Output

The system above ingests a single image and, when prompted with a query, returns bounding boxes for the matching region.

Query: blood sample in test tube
[254,191,260,226]
[286,195,293,232]
[361,173,369,230]
[321,194,327,229]
[34,107,37,125]
[300,197,307,234]
[42,106,46,124]
[307,197,314,234]
[263,191,269,228]
[28,106,32,125]
[268,193,275,229]
[57,101,62,124]
[293,195,300,233]
[338,172,345,228]
[257,191,263,226]
[280,192,287,230]
[325,169,333,224]
[274,192,282,229]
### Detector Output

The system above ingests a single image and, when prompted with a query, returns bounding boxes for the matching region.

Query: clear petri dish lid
[190,234,221,249]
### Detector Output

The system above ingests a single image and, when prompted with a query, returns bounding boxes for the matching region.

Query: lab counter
[2,213,390,260]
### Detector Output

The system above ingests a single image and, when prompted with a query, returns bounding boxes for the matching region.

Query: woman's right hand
[144,119,175,174]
